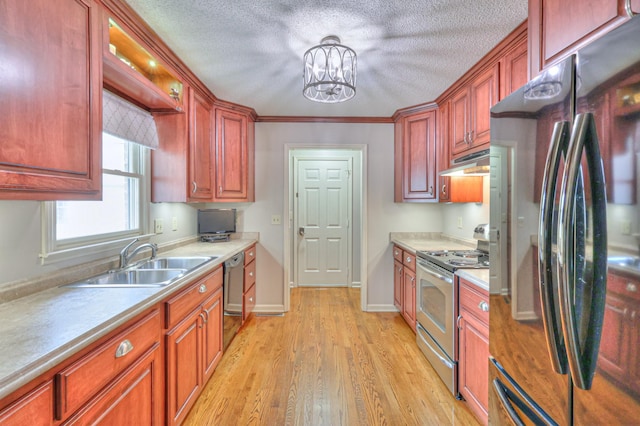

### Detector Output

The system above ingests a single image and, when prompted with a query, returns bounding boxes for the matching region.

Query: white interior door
[296,159,351,286]
[490,146,509,295]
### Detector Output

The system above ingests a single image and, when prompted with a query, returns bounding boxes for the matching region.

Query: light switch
[154,219,164,234]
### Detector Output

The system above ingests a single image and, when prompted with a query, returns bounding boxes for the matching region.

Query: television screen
[198,209,236,235]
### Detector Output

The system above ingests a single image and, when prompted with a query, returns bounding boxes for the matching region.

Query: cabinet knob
[199,284,207,293]
[249,271,254,277]
[115,339,134,358]
[249,250,254,257]
[406,256,412,263]
[626,282,638,293]
[478,301,489,312]
[249,297,254,303]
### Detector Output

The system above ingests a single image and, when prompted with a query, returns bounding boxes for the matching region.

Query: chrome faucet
[119,238,158,269]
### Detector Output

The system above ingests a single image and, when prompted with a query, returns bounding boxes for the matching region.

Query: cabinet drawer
[165,266,223,329]
[459,280,489,326]
[243,283,256,322]
[56,309,161,420]
[608,273,640,303]
[403,252,416,272]
[244,245,256,266]
[244,259,256,291]
[393,245,403,262]
[0,381,53,426]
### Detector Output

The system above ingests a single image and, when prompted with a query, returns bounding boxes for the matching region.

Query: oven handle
[417,260,453,284]
[417,324,454,369]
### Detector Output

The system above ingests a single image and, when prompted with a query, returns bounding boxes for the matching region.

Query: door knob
[298,227,305,236]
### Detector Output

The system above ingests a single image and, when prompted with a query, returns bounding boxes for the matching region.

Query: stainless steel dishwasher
[223,252,244,350]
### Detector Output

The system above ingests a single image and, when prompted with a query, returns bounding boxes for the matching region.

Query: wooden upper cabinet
[500,35,528,99]
[395,109,438,202]
[190,90,215,201]
[529,0,635,76]
[214,107,255,202]
[450,64,499,158]
[0,0,102,200]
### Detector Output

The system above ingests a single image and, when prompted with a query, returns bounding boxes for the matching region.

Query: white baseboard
[365,304,399,313]
[253,304,286,314]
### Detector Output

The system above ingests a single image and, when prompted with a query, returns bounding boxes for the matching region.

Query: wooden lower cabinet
[394,259,403,311]
[402,268,416,331]
[243,245,257,323]
[598,271,640,395]
[63,344,163,425]
[165,267,223,425]
[0,381,53,426]
[458,278,489,425]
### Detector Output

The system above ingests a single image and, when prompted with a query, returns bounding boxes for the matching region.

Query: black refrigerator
[489,15,640,425]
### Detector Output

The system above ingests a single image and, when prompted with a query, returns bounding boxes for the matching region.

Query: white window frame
[40,138,152,265]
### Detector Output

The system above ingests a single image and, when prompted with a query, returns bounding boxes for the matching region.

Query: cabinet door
[599,294,629,381]
[403,268,416,331]
[215,108,249,201]
[451,88,470,156]
[470,63,499,148]
[458,311,489,425]
[437,100,451,202]
[394,260,404,311]
[166,309,202,426]
[500,37,528,100]
[0,382,53,426]
[63,345,163,426]
[202,289,223,383]
[0,0,102,200]
[529,0,628,76]
[402,110,437,201]
[189,89,214,201]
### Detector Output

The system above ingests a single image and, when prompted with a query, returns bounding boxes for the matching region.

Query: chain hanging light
[303,35,357,103]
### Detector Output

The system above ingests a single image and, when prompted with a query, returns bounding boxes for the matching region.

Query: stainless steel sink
[607,256,640,270]
[65,268,186,288]
[134,256,215,270]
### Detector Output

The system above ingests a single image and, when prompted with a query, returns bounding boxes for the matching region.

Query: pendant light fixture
[303,35,357,103]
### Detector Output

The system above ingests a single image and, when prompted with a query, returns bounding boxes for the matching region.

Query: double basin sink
[65,256,217,288]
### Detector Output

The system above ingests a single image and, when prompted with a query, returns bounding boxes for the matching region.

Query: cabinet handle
[199,284,207,293]
[625,0,636,17]
[441,184,447,195]
[607,304,628,316]
[632,311,637,320]
[249,271,254,277]
[249,250,254,257]
[456,314,463,330]
[406,256,412,263]
[626,282,638,293]
[469,130,474,143]
[429,185,433,195]
[478,301,489,312]
[199,312,206,328]
[249,296,254,303]
[219,186,223,194]
[192,181,197,194]
[115,339,134,358]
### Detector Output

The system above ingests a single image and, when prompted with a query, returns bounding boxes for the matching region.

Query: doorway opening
[283,146,367,312]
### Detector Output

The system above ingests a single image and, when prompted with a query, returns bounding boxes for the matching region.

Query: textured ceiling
[124,0,528,117]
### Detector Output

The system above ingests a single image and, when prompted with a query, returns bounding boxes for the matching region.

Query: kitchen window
[41,132,150,264]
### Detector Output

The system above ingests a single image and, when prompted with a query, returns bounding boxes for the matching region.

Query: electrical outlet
[621,220,632,235]
[271,215,281,225]
[171,217,178,231]
[457,217,462,229]
[154,218,164,234]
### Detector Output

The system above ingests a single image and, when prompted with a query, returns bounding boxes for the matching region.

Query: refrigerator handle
[490,358,559,426]
[557,112,608,390]
[537,120,570,375]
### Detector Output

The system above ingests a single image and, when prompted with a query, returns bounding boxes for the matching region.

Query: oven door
[416,258,455,358]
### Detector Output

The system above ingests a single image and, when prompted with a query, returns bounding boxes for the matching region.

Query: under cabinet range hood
[440,148,490,176]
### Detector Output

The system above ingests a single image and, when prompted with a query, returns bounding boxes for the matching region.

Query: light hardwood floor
[183,287,479,425]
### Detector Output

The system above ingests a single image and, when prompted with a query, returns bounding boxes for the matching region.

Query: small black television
[198,209,236,238]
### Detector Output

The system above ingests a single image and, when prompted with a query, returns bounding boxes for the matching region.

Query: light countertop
[0,238,257,400]
[390,232,489,292]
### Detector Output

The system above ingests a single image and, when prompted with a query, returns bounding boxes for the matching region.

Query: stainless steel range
[414,224,490,396]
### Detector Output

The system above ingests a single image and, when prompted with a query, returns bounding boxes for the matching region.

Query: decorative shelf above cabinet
[103,18,183,111]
